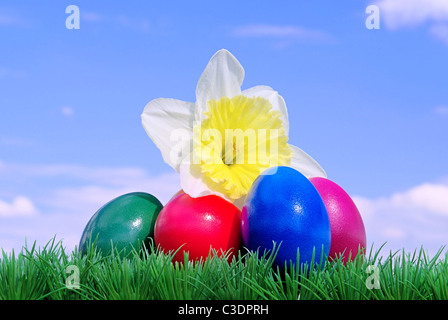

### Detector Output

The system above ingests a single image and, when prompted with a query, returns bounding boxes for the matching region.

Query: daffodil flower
[142,49,326,206]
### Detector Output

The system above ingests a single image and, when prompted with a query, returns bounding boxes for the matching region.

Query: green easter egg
[79,192,163,256]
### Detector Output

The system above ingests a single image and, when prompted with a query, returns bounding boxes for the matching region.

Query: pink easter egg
[310,177,366,264]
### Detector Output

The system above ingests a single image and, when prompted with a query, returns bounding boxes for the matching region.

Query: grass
[0,238,447,300]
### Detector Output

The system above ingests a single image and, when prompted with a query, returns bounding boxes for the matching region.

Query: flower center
[192,95,293,200]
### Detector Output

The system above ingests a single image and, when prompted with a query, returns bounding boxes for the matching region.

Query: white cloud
[115,15,151,33]
[231,24,334,47]
[0,196,38,217]
[390,183,448,216]
[430,24,448,45]
[61,106,74,117]
[376,0,448,46]
[0,212,87,254]
[0,66,27,79]
[0,161,181,254]
[41,171,181,215]
[0,136,33,147]
[434,105,448,115]
[9,164,180,201]
[0,12,26,27]
[353,181,448,257]
[79,10,152,33]
[376,0,448,29]
[0,14,16,26]
[82,11,103,22]
[233,24,326,38]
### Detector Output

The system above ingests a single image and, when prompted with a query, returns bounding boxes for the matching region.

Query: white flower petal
[195,49,245,122]
[289,144,327,178]
[141,98,195,172]
[242,85,289,136]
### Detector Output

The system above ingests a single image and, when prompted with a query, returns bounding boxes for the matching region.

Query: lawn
[0,238,447,300]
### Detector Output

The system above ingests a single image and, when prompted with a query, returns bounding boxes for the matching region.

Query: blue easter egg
[241,166,331,268]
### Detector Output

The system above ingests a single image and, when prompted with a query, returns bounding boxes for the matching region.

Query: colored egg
[154,193,241,263]
[241,166,331,268]
[168,189,185,202]
[79,192,163,256]
[310,177,366,263]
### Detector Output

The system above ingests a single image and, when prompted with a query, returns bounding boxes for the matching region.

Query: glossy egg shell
[241,166,331,268]
[79,192,163,256]
[309,177,366,263]
[154,193,241,263]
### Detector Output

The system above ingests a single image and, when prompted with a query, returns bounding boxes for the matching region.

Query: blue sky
[1,0,448,256]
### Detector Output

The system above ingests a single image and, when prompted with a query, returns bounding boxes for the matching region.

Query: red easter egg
[154,193,242,263]
[310,177,366,264]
